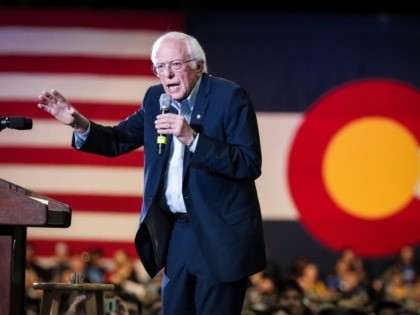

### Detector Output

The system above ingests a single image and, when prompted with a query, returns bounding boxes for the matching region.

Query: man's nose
[162,65,175,76]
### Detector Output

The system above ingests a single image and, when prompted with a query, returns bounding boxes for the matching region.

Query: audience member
[288,256,311,280]
[372,245,420,313]
[107,249,143,313]
[333,270,369,311]
[335,249,368,286]
[383,268,409,302]
[274,279,313,315]
[24,243,52,315]
[83,246,107,283]
[297,263,334,313]
[243,262,282,314]
[50,241,71,282]
[26,242,52,282]
[326,248,369,308]
[382,245,419,286]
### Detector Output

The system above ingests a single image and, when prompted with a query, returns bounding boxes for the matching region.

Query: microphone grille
[159,93,172,110]
[8,117,33,130]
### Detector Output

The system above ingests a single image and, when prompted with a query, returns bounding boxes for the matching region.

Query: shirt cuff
[73,122,91,149]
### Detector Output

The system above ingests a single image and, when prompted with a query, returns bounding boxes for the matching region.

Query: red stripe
[0,147,144,167]
[27,239,138,259]
[0,101,140,120]
[0,8,184,31]
[44,194,142,213]
[0,56,154,76]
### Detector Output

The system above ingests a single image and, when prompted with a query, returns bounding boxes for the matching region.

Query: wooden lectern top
[0,177,71,227]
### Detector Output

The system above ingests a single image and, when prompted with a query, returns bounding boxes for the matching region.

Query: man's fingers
[37,103,52,113]
[51,89,61,97]
[38,90,49,102]
[51,89,65,102]
[56,94,66,103]
[38,96,50,104]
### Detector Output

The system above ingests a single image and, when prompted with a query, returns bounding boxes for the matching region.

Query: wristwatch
[188,131,198,148]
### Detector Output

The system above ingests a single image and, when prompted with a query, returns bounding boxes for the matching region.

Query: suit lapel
[190,74,211,128]
[182,74,211,176]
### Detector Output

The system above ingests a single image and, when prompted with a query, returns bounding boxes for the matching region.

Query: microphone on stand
[0,116,33,131]
[157,94,172,155]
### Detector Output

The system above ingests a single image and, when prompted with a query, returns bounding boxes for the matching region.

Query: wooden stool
[33,282,115,315]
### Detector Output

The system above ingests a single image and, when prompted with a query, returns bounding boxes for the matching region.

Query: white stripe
[0,27,161,58]
[0,73,159,104]
[257,112,303,220]
[0,165,143,196]
[27,212,139,241]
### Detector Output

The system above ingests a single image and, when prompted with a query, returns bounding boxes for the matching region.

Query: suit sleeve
[72,108,145,157]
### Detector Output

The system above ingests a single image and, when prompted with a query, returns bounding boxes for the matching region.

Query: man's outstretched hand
[38,89,89,134]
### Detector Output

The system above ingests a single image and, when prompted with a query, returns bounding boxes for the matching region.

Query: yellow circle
[322,116,419,220]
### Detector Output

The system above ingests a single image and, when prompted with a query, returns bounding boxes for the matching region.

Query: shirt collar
[187,75,202,111]
[172,76,202,111]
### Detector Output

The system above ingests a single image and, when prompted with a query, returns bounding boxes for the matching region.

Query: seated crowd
[24,243,420,315]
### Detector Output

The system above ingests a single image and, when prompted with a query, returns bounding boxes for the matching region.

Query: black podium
[0,178,71,315]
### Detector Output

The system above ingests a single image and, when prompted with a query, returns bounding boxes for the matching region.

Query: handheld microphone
[0,116,33,131]
[157,94,172,155]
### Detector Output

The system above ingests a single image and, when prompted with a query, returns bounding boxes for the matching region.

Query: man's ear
[196,60,204,73]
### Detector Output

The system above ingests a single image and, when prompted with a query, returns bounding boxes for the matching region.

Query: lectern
[0,177,71,315]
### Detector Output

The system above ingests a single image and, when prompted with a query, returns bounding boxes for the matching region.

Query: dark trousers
[161,220,247,315]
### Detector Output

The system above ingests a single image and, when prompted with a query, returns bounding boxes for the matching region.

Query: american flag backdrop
[1,8,419,276]
[0,9,184,258]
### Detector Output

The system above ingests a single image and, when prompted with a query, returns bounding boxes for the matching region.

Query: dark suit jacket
[74,73,266,282]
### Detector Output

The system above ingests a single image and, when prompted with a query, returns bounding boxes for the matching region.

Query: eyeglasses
[152,58,199,76]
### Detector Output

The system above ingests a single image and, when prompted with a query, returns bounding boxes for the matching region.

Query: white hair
[151,31,208,73]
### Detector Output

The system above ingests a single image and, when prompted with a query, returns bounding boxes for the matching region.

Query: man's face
[154,38,202,101]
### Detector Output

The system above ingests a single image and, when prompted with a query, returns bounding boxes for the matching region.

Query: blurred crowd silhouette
[24,243,420,315]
